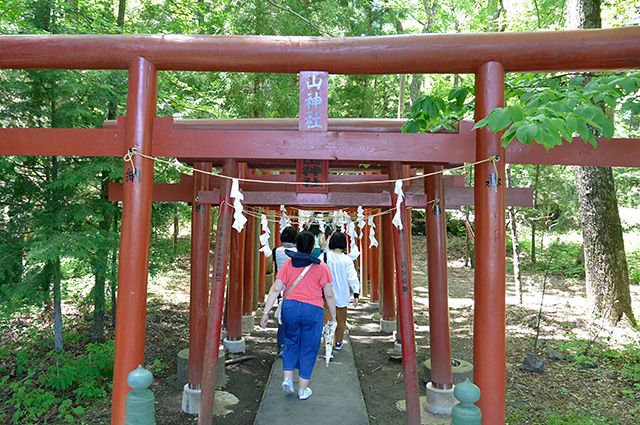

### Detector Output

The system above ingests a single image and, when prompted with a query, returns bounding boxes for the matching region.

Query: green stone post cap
[454,378,481,404]
[127,364,153,390]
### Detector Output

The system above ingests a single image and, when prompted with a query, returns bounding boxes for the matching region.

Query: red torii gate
[2,28,640,425]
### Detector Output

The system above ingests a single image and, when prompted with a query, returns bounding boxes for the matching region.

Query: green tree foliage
[473,72,640,148]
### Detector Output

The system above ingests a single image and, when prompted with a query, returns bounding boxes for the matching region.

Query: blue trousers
[281,299,323,380]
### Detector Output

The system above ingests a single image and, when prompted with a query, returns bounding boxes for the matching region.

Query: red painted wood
[194,187,533,209]
[227,217,245,341]
[242,216,255,316]
[369,213,381,304]
[4,118,640,168]
[424,166,453,389]
[106,116,408,132]
[389,163,421,425]
[188,162,212,390]
[296,159,329,193]
[506,137,640,167]
[474,62,507,425]
[199,159,237,425]
[259,220,267,305]
[0,128,122,156]
[360,219,369,298]
[108,174,193,202]
[2,28,639,74]
[151,128,475,164]
[380,213,395,321]
[111,58,157,425]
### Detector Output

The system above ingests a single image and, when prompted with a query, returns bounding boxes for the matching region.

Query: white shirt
[274,244,296,273]
[323,251,360,308]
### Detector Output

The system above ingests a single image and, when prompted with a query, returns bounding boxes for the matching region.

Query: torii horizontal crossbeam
[1,27,639,74]
[2,118,640,167]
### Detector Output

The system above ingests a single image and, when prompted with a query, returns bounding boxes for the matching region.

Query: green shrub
[7,340,114,423]
[627,249,640,284]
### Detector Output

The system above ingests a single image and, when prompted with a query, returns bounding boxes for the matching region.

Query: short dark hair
[296,231,315,254]
[280,226,298,244]
[328,231,347,250]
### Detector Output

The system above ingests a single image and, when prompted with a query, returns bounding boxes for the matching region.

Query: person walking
[273,226,298,356]
[308,221,324,257]
[261,231,337,400]
[322,231,360,351]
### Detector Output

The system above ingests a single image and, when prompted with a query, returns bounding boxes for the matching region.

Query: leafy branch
[401,86,472,134]
[473,73,640,149]
[402,73,640,150]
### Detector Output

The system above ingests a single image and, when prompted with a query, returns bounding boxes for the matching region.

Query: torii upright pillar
[474,61,507,424]
[369,213,381,306]
[380,213,396,332]
[188,162,213,390]
[199,159,238,425]
[389,162,421,425]
[111,57,157,425]
[424,165,455,413]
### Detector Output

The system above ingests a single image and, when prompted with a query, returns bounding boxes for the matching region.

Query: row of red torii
[2,28,640,425]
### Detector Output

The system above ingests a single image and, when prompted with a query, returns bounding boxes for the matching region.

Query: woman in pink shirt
[261,231,337,400]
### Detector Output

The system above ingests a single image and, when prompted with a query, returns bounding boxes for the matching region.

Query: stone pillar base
[394,340,403,353]
[177,348,227,389]
[181,384,201,414]
[242,314,254,333]
[220,330,227,342]
[223,337,245,354]
[380,318,396,334]
[422,358,474,385]
[177,348,189,388]
[425,382,457,415]
[368,302,380,310]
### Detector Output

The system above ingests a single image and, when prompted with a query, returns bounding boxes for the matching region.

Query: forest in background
[1,0,640,423]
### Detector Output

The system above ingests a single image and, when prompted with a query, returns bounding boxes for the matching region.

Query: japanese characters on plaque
[296,159,329,193]
[297,71,329,193]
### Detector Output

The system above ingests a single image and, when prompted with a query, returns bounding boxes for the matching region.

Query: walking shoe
[334,342,343,350]
[282,376,294,393]
[298,387,312,400]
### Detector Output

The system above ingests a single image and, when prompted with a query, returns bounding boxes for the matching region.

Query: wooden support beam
[2,28,639,74]
[505,137,640,167]
[474,61,507,425]
[0,128,123,156]
[151,128,474,164]
[4,117,640,167]
[111,57,157,425]
[389,162,421,425]
[424,165,453,390]
[108,173,194,202]
[199,159,237,425]
[194,187,533,209]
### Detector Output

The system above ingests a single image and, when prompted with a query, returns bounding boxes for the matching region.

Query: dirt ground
[71,235,640,424]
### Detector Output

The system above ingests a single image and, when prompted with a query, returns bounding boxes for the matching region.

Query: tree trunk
[569,0,636,326]
[110,210,120,328]
[531,164,540,264]
[574,167,636,325]
[506,165,522,304]
[90,172,111,343]
[117,0,126,28]
[52,257,64,351]
[173,208,179,255]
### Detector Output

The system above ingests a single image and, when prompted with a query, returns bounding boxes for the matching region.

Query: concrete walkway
[254,333,370,425]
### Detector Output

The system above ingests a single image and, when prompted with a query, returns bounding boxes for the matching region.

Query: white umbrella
[323,321,337,367]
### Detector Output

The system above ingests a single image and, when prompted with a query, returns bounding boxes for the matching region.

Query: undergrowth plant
[6,339,114,424]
